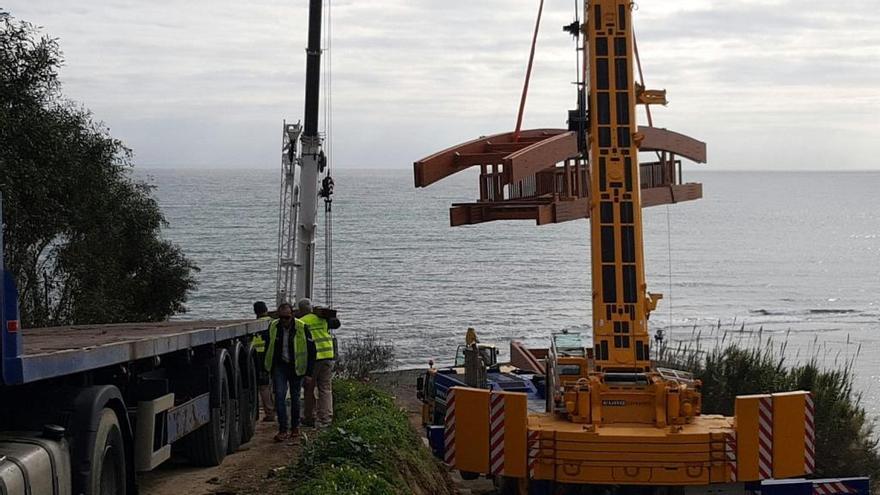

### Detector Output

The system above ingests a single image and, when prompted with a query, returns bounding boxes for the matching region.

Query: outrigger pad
[734,391,813,482]
[445,387,530,477]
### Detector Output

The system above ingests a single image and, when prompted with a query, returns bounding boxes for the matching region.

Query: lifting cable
[513,0,545,142]
[320,0,335,307]
[665,204,673,344]
[632,27,653,128]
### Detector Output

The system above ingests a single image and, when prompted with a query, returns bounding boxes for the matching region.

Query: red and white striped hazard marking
[489,393,506,475]
[444,390,456,466]
[805,393,816,474]
[527,430,540,478]
[725,432,737,482]
[758,396,773,479]
[813,481,855,495]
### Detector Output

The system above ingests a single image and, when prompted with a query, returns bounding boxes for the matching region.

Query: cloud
[5,0,879,170]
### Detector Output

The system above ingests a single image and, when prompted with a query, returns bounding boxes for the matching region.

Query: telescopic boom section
[294,0,324,302]
[303,0,323,139]
[587,0,653,372]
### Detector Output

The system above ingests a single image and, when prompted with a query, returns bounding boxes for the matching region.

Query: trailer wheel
[90,408,126,495]
[240,342,259,443]
[226,342,244,454]
[187,349,231,466]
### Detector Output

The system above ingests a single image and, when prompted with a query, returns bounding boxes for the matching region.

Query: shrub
[658,329,880,484]
[335,332,395,380]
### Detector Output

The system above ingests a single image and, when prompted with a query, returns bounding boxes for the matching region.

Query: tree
[0,11,198,327]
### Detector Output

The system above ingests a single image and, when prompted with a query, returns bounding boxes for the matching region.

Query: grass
[287,380,453,495]
[657,326,880,485]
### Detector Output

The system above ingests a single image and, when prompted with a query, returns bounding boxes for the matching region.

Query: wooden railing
[640,160,681,189]
[477,159,682,202]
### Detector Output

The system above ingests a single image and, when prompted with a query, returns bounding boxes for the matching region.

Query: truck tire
[89,408,127,495]
[240,342,259,443]
[64,386,135,495]
[226,342,244,454]
[187,349,231,466]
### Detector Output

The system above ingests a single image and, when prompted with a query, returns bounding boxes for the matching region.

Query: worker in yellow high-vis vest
[298,298,341,429]
[263,302,315,442]
[252,301,275,422]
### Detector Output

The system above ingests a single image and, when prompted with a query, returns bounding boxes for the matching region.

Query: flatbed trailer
[1,199,268,494]
[11,320,260,384]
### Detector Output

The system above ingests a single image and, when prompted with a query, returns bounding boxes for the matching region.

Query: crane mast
[586,0,656,372]
[276,0,326,306]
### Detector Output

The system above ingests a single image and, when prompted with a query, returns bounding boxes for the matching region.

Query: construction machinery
[276,0,335,308]
[417,329,542,429]
[413,1,845,494]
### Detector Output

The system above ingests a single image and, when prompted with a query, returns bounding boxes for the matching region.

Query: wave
[808,309,861,315]
[750,309,791,316]
[749,308,864,317]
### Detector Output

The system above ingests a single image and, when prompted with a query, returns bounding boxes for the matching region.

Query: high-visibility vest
[301,313,335,360]
[264,318,308,375]
[252,315,272,353]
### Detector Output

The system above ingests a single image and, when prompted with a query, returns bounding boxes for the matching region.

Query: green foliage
[658,330,880,483]
[0,11,198,327]
[290,380,453,495]
[294,465,395,495]
[332,378,397,422]
[335,332,395,380]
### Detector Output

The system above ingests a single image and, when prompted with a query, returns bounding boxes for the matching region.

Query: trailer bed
[7,320,265,385]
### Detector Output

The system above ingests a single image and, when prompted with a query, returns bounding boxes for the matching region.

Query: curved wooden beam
[505,131,578,183]
[414,126,706,188]
[638,126,707,163]
[413,128,566,187]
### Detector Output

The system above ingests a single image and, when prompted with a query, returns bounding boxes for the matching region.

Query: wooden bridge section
[414,126,707,226]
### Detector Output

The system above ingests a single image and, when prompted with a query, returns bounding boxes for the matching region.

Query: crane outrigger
[414,1,817,493]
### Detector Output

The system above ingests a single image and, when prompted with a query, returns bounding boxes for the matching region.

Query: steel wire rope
[513,0,545,142]
[321,0,334,307]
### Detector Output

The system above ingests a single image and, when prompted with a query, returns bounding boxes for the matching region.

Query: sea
[137,168,880,418]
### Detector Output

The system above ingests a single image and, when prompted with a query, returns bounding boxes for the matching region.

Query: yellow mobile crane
[414,1,815,493]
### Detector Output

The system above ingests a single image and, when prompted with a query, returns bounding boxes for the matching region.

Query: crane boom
[295,0,325,303]
[586,0,654,372]
[277,0,326,306]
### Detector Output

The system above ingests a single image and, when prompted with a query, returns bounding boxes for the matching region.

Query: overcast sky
[6,0,879,170]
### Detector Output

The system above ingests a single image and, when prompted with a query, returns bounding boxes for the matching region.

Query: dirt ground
[139,419,305,495]
[138,369,490,495]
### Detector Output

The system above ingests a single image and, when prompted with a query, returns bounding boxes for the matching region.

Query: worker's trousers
[256,351,275,419]
[304,360,334,426]
[259,384,275,419]
[272,365,304,433]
